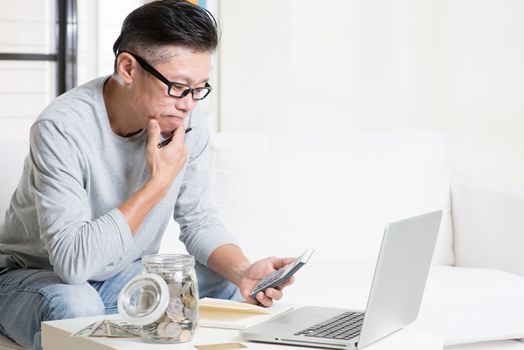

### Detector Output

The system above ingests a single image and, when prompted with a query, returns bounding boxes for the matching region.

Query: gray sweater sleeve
[30,121,134,284]
[174,119,237,266]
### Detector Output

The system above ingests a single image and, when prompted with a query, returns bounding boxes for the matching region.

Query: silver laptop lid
[358,210,442,348]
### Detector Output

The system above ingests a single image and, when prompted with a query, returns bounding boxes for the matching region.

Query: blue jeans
[0,260,240,350]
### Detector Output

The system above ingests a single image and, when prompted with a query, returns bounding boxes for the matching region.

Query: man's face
[131,46,211,134]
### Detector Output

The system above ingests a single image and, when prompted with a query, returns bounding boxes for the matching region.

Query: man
[0,1,293,349]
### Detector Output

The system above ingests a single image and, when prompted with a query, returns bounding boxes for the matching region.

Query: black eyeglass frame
[118,50,212,101]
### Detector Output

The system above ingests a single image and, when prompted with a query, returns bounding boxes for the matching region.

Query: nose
[174,93,197,112]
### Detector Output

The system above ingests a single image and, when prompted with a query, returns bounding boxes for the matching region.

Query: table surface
[42,313,443,350]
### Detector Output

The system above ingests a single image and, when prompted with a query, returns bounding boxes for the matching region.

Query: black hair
[112,0,218,63]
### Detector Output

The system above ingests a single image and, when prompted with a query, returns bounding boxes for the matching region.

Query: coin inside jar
[179,318,193,330]
[164,322,182,338]
[168,281,183,297]
[179,329,192,342]
[156,322,168,337]
[167,298,185,322]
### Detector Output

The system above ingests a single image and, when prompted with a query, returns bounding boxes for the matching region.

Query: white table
[42,313,442,350]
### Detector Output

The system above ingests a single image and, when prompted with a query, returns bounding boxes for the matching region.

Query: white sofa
[1,131,524,349]
[207,131,524,349]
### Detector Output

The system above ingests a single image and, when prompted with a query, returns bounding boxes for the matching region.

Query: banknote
[70,321,98,337]
[70,320,140,338]
[110,321,142,337]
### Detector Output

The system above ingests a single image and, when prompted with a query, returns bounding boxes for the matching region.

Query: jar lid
[142,254,195,272]
[118,273,169,326]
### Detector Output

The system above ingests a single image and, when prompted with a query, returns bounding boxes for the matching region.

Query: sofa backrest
[0,138,28,229]
[210,131,454,266]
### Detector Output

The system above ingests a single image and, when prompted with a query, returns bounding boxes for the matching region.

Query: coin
[156,322,169,337]
[190,281,198,297]
[168,281,183,297]
[179,329,192,342]
[179,318,193,330]
[183,305,198,321]
[166,298,184,321]
[182,292,197,310]
[181,280,192,295]
[164,322,182,338]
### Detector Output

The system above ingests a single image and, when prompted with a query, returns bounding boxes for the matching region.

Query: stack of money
[71,320,141,338]
[142,273,199,343]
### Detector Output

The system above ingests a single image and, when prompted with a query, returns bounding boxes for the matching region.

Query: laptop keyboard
[294,311,365,340]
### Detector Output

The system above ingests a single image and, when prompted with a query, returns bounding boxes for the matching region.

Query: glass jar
[118,254,199,344]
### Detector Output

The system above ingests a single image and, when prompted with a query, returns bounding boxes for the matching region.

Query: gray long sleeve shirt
[0,77,236,284]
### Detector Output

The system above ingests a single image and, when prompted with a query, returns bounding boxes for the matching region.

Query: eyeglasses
[120,51,212,101]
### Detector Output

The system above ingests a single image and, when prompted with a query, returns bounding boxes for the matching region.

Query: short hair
[112,0,218,64]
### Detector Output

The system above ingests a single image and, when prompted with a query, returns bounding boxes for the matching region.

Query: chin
[159,123,181,136]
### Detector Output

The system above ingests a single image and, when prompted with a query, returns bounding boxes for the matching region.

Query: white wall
[77,0,146,84]
[218,0,524,188]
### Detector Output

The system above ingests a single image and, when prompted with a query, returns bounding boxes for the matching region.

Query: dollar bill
[70,321,99,337]
[89,320,111,337]
[110,321,142,337]
[71,320,140,338]
[104,323,137,338]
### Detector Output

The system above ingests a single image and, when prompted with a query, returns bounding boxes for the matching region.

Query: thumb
[147,119,160,149]
[242,289,258,305]
[272,257,295,270]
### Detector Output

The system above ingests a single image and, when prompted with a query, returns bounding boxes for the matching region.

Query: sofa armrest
[451,176,524,277]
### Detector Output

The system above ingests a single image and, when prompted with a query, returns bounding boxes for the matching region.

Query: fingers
[241,286,283,307]
[168,123,186,148]
[242,282,289,308]
[147,119,160,150]
[256,286,285,307]
[264,287,283,301]
[241,290,259,306]
[240,256,299,307]
[256,291,274,307]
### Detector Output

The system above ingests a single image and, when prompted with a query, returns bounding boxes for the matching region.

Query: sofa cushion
[210,131,454,265]
[452,178,524,277]
[409,266,524,345]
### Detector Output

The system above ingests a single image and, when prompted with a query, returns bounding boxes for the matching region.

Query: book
[198,297,295,330]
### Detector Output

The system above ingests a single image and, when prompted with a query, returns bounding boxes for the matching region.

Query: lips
[166,115,186,124]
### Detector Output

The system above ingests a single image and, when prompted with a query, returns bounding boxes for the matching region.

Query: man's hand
[119,119,188,235]
[146,119,188,192]
[239,257,296,307]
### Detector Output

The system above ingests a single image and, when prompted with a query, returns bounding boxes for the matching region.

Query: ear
[115,52,137,85]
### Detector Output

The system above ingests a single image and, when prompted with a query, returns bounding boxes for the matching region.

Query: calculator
[249,248,314,298]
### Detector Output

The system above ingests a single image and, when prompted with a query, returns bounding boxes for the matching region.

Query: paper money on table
[70,321,99,337]
[110,321,142,337]
[89,320,111,337]
[71,320,140,338]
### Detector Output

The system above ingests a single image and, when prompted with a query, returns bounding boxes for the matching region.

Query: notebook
[199,297,295,329]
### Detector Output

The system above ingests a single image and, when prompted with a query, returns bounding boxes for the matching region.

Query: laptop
[240,210,442,349]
